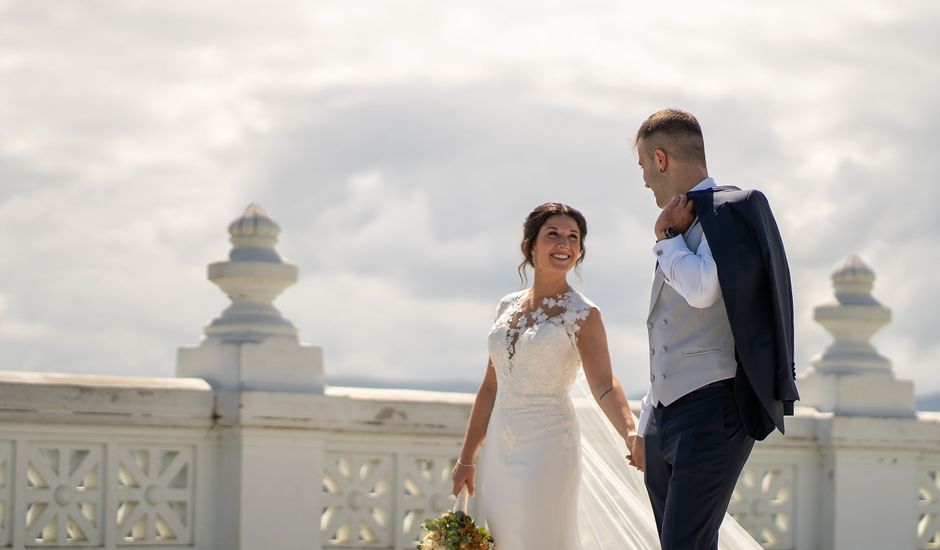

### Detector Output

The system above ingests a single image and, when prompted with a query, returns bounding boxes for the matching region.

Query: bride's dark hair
[518,202,588,285]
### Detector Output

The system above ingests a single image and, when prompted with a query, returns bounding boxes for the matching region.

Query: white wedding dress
[479,288,762,550]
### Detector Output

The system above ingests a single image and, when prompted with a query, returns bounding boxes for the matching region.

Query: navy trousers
[643,380,755,550]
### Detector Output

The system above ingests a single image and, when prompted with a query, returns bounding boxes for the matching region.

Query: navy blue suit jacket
[687,186,800,440]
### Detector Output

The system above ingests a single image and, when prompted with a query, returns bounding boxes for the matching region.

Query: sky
[1,0,939,397]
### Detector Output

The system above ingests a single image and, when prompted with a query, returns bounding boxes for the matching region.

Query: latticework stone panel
[322,450,460,549]
[399,455,457,547]
[116,445,194,545]
[918,469,940,549]
[729,465,795,550]
[322,452,395,547]
[25,443,104,546]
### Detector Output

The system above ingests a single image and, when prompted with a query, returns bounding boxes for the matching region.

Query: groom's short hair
[635,109,706,165]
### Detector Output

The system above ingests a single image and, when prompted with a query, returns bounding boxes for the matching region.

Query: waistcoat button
[647,322,653,329]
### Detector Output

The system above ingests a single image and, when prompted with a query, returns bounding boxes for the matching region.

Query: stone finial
[204,204,299,342]
[831,254,877,305]
[810,254,891,374]
[177,203,324,395]
[228,203,282,262]
[799,254,914,417]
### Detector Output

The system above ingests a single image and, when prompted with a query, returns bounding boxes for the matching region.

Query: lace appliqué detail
[500,289,592,368]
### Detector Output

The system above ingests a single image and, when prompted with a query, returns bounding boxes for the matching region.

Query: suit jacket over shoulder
[687,185,800,440]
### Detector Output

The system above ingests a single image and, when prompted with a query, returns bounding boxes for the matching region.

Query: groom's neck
[671,164,709,194]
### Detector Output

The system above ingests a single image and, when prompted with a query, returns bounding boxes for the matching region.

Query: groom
[626,109,799,549]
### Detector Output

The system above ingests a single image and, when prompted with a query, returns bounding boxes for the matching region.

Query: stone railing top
[3,370,939,450]
[230,386,477,435]
[0,370,214,427]
[0,370,212,390]
[326,385,477,405]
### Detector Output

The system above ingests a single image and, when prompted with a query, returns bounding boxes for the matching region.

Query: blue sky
[1,0,938,396]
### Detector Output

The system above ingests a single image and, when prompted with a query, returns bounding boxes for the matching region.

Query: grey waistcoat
[647,221,737,407]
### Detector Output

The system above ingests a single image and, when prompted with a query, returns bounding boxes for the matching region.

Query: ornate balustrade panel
[730,463,796,549]
[918,466,940,549]
[320,440,466,550]
[322,450,395,547]
[115,445,195,545]
[399,454,461,546]
[0,426,210,550]
[24,441,105,546]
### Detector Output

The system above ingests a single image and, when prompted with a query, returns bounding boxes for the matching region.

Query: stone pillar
[799,254,918,550]
[177,204,323,550]
[177,203,323,395]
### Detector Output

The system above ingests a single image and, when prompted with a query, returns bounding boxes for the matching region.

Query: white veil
[571,373,762,549]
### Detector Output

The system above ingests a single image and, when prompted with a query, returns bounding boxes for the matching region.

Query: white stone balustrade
[0,372,475,549]
[1,206,939,549]
[0,373,216,549]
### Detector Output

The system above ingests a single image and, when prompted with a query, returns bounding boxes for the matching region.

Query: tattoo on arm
[598,387,614,401]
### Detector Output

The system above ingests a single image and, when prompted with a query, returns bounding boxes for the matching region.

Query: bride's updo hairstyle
[518,202,588,284]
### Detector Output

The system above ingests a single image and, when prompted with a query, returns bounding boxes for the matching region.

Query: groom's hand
[626,434,645,471]
[655,194,695,240]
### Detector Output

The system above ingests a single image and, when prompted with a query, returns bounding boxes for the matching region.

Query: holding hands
[626,433,644,471]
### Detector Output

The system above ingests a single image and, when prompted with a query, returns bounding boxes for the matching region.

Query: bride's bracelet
[456,459,476,468]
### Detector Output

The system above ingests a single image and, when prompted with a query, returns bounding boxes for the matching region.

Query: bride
[450,202,761,549]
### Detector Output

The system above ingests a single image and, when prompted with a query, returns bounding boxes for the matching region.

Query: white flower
[563,309,578,325]
[531,307,546,322]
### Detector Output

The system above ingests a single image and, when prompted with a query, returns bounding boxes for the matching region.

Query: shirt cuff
[636,392,653,437]
[652,235,692,280]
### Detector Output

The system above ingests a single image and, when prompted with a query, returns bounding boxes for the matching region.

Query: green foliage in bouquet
[417,509,494,550]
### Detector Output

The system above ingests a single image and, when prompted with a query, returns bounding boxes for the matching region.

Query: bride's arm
[577,308,638,443]
[452,362,498,496]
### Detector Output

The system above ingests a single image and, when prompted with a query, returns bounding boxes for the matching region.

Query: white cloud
[0,294,48,340]
[1,0,939,397]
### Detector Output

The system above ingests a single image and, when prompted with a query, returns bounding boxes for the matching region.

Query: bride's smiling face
[532,215,582,274]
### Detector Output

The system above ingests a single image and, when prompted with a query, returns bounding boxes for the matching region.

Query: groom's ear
[654,148,668,173]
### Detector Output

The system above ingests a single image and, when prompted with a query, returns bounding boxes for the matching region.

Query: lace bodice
[487,288,597,409]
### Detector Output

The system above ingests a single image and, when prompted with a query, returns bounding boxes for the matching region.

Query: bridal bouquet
[417,489,493,550]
